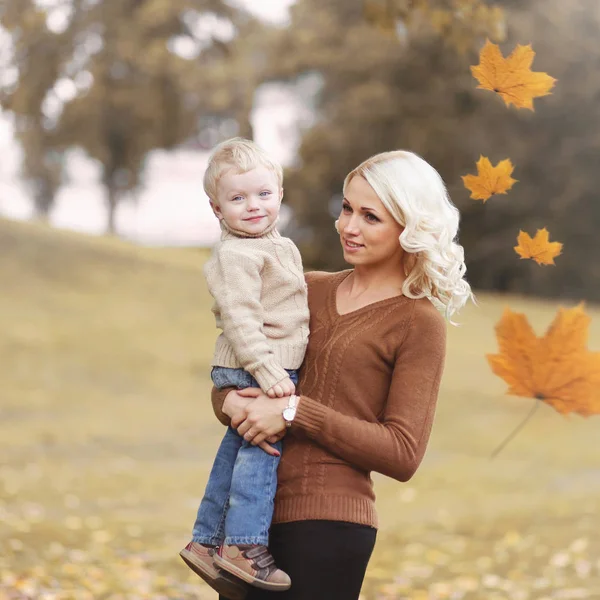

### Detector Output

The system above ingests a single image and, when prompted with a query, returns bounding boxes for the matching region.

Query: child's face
[211,165,282,235]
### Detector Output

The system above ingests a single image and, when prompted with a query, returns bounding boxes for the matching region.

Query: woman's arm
[236,306,446,482]
[293,307,446,482]
[212,386,234,426]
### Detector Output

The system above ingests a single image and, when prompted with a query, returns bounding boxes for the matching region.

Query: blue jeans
[192,367,298,546]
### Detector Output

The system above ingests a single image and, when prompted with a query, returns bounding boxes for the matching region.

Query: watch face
[283,407,296,421]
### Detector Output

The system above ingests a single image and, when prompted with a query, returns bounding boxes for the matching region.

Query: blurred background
[1,1,599,599]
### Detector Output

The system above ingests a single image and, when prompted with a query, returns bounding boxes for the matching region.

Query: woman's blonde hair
[203,137,284,203]
[342,150,474,322]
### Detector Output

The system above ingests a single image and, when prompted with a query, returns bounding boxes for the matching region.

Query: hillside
[1,218,598,599]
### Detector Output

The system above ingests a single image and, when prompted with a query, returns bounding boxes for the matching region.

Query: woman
[212,150,473,599]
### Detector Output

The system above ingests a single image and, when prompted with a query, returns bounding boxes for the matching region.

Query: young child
[180,138,309,598]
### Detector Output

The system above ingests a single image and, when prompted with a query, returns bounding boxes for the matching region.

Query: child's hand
[266,378,295,398]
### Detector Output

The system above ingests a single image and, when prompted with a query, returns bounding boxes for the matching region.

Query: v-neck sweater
[212,269,447,528]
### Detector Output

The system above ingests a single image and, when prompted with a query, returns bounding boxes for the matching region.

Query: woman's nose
[342,215,360,233]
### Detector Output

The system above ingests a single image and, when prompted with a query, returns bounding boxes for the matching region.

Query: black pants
[219,520,377,600]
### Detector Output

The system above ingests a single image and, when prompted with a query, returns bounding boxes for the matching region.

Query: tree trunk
[106,184,118,235]
[31,176,56,222]
[32,198,52,223]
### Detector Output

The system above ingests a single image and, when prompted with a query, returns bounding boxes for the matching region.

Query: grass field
[1,217,599,600]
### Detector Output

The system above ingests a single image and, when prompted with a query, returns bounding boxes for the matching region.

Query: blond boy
[180,138,309,597]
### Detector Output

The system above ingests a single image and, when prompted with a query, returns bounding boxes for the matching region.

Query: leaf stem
[490,400,540,460]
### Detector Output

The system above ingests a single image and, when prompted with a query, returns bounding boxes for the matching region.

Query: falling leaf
[462,156,517,201]
[471,39,557,110]
[487,304,600,416]
[514,228,563,265]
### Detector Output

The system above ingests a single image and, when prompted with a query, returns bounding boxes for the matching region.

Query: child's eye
[260,191,271,197]
[232,195,243,201]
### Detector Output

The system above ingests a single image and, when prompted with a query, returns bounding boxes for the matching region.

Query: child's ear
[279,187,284,202]
[209,201,222,220]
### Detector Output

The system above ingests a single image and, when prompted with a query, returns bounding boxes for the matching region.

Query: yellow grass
[1,217,598,599]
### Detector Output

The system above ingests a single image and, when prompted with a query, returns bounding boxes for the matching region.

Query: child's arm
[205,246,290,392]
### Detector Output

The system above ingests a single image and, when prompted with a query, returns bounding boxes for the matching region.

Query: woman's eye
[365,213,379,223]
[342,204,352,213]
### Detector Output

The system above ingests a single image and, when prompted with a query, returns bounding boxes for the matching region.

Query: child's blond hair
[203,137,284,203]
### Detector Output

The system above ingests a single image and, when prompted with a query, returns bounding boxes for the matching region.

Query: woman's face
[338,175,405,268]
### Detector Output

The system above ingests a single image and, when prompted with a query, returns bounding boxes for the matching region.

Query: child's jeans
[192,367,298,546]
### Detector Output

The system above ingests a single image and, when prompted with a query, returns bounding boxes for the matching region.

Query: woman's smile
[343,238,364,252]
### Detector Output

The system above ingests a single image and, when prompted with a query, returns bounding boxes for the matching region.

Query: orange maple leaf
[487,304,600,417]
[462,156,517,201]
[471,39,557,110]
[514,228,563,265]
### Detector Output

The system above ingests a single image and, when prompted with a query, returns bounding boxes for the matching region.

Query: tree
[0,0,260,233]
[270,0,600,302]
[264,0,504,268]
[0,1,69,219]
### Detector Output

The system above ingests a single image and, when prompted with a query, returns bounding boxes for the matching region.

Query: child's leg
[191,426,242,545]
[214,436,290,590]
[224,437,283,546]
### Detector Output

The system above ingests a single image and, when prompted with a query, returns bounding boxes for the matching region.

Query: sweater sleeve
[291,304,446,482]
[206,246,290,391]
[212,385,233,427]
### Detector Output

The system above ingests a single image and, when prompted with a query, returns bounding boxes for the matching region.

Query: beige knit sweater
[204,220,310,391]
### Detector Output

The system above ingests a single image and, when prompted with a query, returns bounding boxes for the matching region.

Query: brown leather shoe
[179,541,249,600]
[214,544,291,591]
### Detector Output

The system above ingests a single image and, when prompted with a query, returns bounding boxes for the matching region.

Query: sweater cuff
[291,395,328,438]
[251,359,290,392]
[211,386,233,427]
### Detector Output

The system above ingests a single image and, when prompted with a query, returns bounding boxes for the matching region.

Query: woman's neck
[347,263,406,297]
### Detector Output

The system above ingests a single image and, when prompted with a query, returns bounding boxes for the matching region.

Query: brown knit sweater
[212,269,447,529]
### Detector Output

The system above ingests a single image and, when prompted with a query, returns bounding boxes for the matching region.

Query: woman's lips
[343,238,364,252]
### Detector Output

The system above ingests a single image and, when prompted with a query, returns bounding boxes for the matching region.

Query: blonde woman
[211,150,474,600]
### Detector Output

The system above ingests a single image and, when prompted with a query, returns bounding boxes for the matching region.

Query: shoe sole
[179,548,248,600]
[213,553,291,591]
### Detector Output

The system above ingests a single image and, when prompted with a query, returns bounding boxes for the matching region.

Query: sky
[0,0,300,245]
[235,0,296,24]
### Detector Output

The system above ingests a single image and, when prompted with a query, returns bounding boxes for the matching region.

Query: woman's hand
[223,388,285,457]
[232,392,289,447]
[222,387,259,419]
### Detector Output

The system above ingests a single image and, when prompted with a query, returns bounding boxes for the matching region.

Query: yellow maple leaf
[487,304,600,417]
[514,228,563,265]
[471,39,557,110]
[462,156,517,201]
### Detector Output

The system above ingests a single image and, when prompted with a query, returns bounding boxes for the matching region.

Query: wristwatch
[282,394,299,428]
